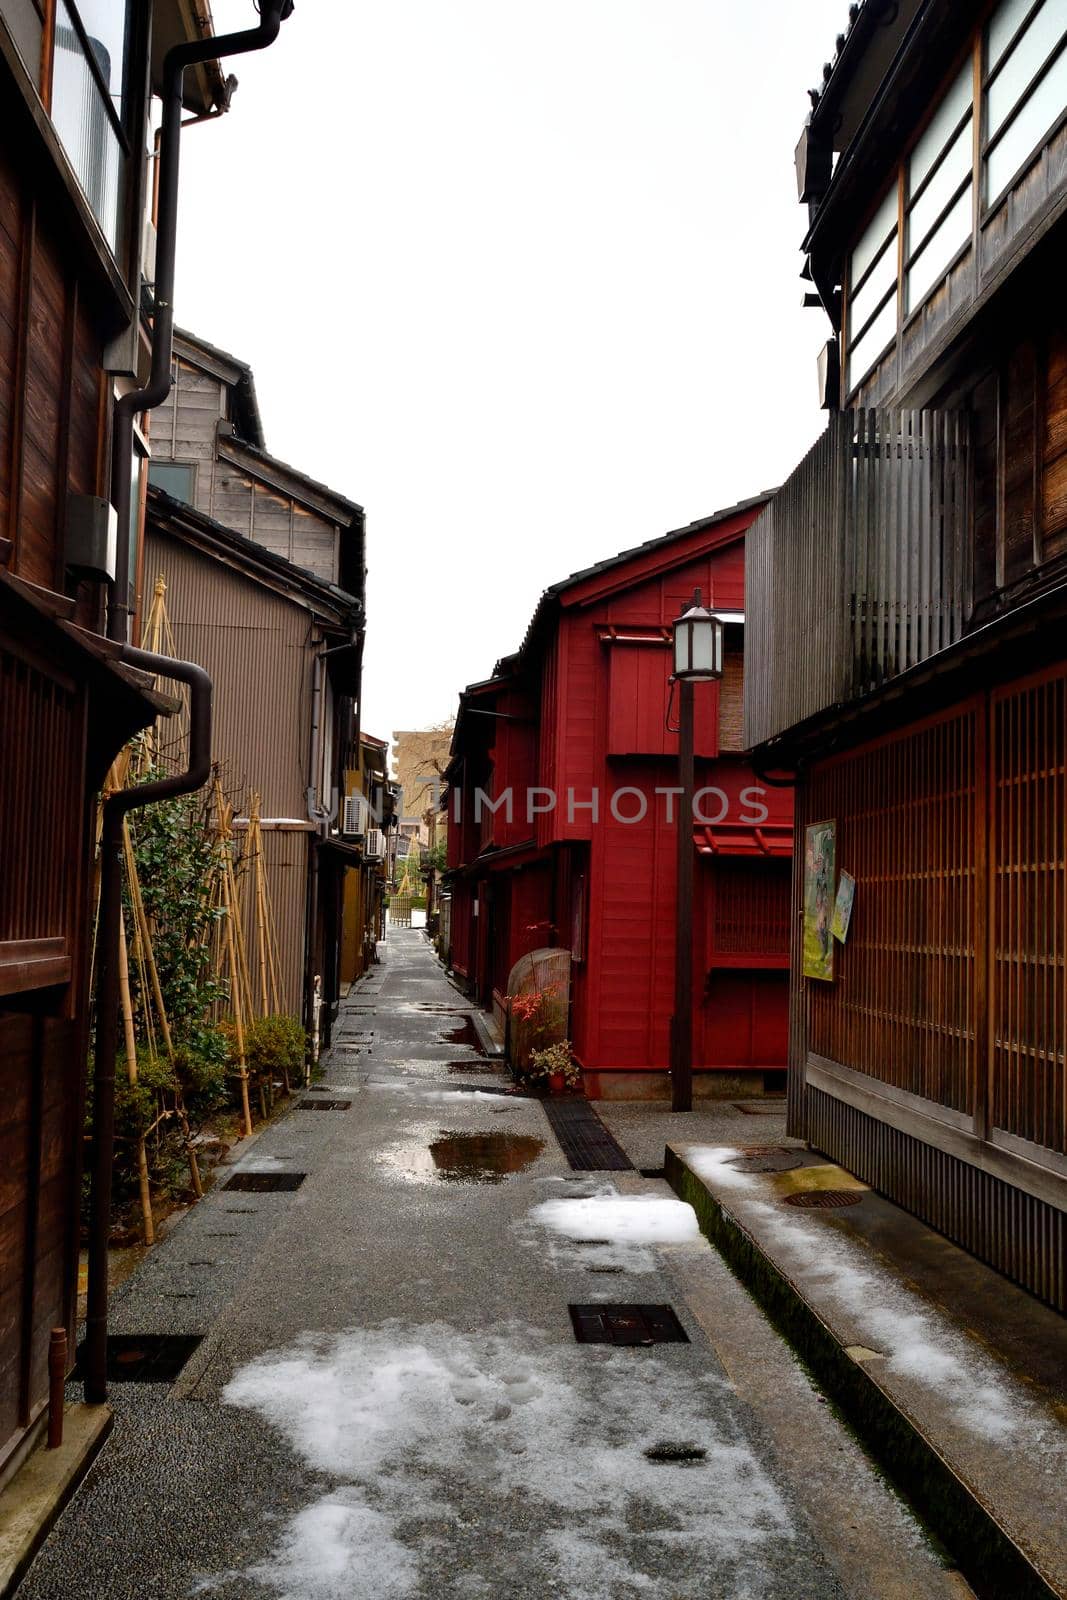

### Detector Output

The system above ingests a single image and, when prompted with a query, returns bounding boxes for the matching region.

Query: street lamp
[670,588,724,1113]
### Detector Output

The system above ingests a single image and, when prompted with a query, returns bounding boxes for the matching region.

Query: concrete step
[665,1141,1067,1600]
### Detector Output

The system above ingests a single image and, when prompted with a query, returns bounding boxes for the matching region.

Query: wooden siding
[744,409,971,750]
[145,527,315,1015]
[152,359,343,584]
[0,130,104,601]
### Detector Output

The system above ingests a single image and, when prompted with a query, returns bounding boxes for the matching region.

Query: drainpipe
[85,648,212,1404]
[108,0,294,643]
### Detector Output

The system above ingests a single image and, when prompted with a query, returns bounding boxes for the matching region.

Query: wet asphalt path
[21,929,853,1600]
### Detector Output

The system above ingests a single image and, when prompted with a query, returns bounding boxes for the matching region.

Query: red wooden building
[446,498,793,1098]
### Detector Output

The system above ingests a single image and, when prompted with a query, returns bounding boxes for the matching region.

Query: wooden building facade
[747,0,1067,1308]
[0,0,227,1480]
[144,328,366,1036]
[447,501,794,1098]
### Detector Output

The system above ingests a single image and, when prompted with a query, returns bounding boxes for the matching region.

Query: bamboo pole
[250,795,270,1018]
[118,911,154,1245]
[213,776,253,1137]
[122,821,203,1197]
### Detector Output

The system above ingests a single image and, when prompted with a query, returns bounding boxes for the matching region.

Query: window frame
[981,0,1067,212]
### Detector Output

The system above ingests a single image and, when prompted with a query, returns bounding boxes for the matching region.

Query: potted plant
[527,1039,581,1096]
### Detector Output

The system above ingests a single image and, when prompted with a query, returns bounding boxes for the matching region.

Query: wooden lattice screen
[991,669,1067,1155]
[712,860,790,960]
[806,704,978,1115]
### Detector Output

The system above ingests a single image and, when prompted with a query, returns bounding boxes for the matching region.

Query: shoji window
[904,60,974,316]
[846,185,899,393]
[984,0,1067,206]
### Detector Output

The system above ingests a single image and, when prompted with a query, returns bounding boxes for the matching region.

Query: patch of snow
[521,1185,701,1273]
[216,1321,796,1599]
[685,1149,1055,1450]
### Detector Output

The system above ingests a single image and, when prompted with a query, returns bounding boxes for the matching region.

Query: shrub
[244,1014,306,1088]
[527,1039,582,1088]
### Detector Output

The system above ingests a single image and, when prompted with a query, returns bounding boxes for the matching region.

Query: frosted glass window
[906,186,972,312]
[989,0,1039,68]
[909,117,973,248]
[910,62,973,191]
[987,1,1067,135]
[986,40,1067,198]
[850,234,897,339]
[851,185,898,287]
[847,294,897,392]
[51,0,121,249]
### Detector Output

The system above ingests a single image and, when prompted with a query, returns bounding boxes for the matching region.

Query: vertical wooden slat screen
[991,667,1067,1157]
[711,860,790,960]
[806,704,978,1114]
[0,648,80,946]
[745,409,971,749]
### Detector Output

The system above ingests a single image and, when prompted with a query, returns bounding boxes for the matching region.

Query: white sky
[176,0,846,741]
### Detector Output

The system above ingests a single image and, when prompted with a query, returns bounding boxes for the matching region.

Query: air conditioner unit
[342,794,369,838]
[364,828,385,861]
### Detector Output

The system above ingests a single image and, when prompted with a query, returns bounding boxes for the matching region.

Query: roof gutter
[107,0,294,643]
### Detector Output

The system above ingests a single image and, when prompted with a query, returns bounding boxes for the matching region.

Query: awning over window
[695,823,793,858]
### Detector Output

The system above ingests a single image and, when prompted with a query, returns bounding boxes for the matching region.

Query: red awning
[695,823,793,858]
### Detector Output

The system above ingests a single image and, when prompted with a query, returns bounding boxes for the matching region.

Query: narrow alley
[20,931,964,1600]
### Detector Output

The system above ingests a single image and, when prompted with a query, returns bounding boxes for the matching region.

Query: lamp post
[670,589,724,1113]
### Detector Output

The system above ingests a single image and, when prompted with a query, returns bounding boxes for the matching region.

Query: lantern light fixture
[672,588,724,682]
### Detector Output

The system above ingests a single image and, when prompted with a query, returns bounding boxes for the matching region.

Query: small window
[148,462,196,504]
[984,0,1067,205]
[904,60,973,317]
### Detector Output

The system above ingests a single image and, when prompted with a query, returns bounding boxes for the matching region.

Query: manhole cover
[297,1099,352,1111]
[644,1442,707,1464]
[729,1150,803,1173]
[569,1304,690,1346]
[223,1171,306,1193]
[783,1189,863,1209]
[75,1334,203,1383]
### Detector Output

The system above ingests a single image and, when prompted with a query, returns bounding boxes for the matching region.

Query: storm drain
[569,1304,689,1345]
[639,1167,666,1179]
[644,1442,707,1464]
[783,1189,863,1209]
[542,1099,634,1171]
[222,1171,306,1193]
[297,1098,352,1111]
[448,1061,504,1076]
[76,1334,203,1383]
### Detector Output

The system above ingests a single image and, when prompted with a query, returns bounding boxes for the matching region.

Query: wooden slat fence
[745,409,971,749]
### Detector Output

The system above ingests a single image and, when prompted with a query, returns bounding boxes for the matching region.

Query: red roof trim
[695,823,793,858]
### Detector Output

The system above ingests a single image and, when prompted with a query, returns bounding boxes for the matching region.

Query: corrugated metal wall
[145,526,313,1015]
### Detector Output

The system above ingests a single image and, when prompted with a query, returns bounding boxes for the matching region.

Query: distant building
[446,499,793,1097]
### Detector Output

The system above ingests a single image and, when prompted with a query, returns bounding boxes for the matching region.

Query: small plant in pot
[527,1039,581,1096]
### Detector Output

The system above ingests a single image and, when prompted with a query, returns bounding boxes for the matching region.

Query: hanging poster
[831,870,856,944]
[803,820,836,981]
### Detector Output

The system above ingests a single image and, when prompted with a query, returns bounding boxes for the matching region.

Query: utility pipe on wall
[85,648,212,1404]
[108,0,294,643]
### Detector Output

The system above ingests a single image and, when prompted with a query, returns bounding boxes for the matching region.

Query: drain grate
[733,1102,786,1115]
[569,1303,689,1345]
[783,1188,863,1209]
[223,1171,306,1193]
[76,1334,203,1383]
[297,1099,352,1111]
[639,1167,666,1179]
[542,1099,634,1171]
[448,1061,504,1076]
[644,1442,707,1464]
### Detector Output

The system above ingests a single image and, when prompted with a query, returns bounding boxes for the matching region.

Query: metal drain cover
[639,1167,666,1179]
[729,1150,803,1173]
[223,1171,306,1192]
[297,1099,352,1111]
[569,1304,689,1345]
[76,1334,203,1383]
[783,1189,863,1209]
[644,1442,707,1463]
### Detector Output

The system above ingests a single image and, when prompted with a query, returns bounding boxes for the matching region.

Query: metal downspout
[107,0,293,643]
[85,649,212,1404]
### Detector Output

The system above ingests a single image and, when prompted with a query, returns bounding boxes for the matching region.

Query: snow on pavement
[686,1146,1062,1450]
[519,1184,703,1274]
[210,1320,798,1600]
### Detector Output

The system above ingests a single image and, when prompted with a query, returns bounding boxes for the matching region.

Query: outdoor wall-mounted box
[65,495,117,581]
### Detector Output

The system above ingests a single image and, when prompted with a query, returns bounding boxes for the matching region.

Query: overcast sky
[176,0,846,742]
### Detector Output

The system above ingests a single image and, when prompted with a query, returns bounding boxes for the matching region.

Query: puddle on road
[379,1130,545,1186]
[439,1018,484,1052]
